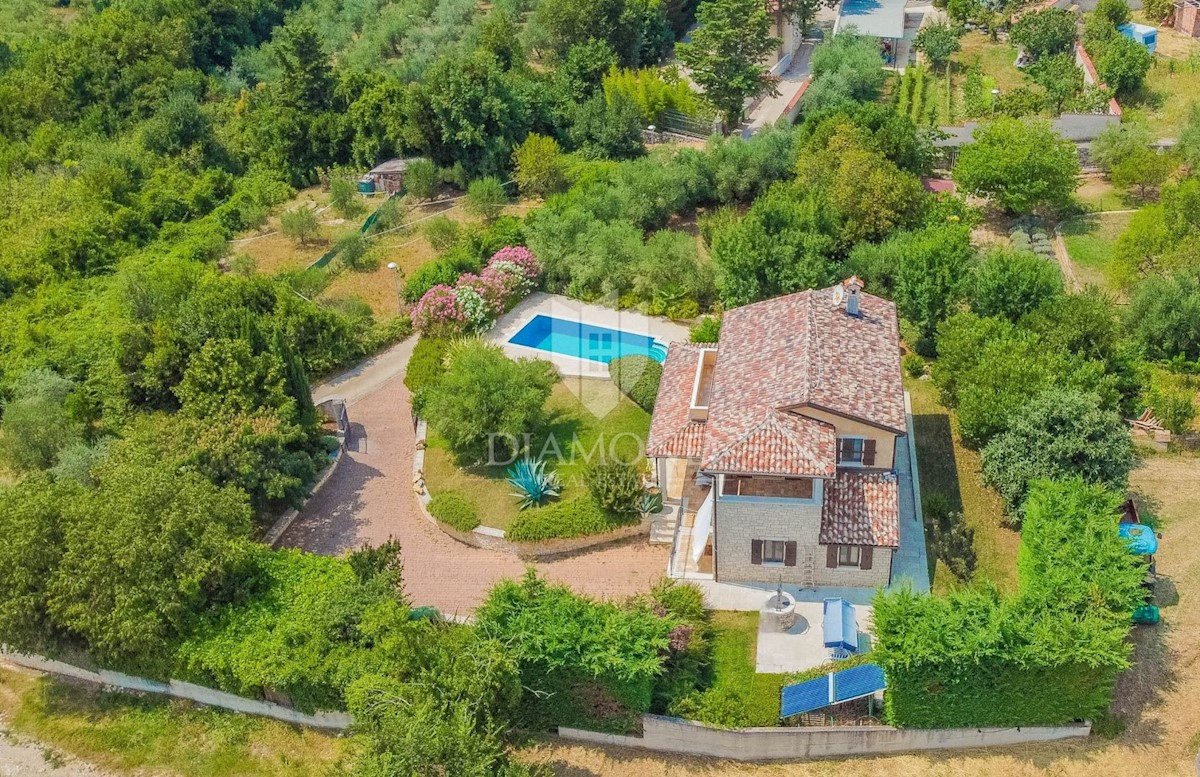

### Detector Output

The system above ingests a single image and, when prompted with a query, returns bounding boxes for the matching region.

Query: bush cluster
[428,491,480,532]
[506,496,637,542]
[608,354,663,412]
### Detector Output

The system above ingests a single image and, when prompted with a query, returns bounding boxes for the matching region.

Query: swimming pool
[508,315,668,364]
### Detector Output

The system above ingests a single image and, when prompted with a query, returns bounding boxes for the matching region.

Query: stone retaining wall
[3,652,351,730]
[560,714,1091,761]
[413,419,653,559]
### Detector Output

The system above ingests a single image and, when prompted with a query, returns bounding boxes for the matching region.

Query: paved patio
[489,293,689,378]
[754,600,874,673]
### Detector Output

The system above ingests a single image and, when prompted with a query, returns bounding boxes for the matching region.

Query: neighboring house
[647,278,908,590]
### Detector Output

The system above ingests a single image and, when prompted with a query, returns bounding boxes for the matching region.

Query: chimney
[844,276,863,317]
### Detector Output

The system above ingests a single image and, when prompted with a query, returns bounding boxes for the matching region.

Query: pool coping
[489,293,690,378]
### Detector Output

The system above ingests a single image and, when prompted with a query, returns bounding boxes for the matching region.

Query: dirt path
[0,727,111,777]
[523,455,1200,777]
[281,342,668,615]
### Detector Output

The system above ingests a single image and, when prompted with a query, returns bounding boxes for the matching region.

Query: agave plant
[507,458,562,509]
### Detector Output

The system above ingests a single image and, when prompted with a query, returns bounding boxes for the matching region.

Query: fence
[658,111,720,139]
[560,714,1091,761]
[2,652,352,730]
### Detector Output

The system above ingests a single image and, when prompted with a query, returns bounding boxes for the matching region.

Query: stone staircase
[650,502,681,545]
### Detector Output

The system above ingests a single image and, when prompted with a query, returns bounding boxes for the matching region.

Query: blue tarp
[1119,522,1158,555]
[823,598,859,651]
[780,663,887,717]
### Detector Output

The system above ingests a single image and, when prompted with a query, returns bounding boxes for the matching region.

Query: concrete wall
[3,652,352,730]
[560,715,1091,761]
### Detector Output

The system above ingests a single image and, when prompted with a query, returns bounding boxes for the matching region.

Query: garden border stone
[413,419,652,560]
[263,448,344,547]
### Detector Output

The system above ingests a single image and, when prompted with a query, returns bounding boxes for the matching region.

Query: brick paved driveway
[278,358,667,616]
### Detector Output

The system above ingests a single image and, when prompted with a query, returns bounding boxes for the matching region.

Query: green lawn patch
[1061,211,1135,291]
[669,612,787,728]
[423,378,650,532]
[904,376,1018,594]
[0,669,345,777]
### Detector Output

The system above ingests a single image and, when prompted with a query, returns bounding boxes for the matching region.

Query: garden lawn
[1061,211,1135,292]
[929,33,1030,124]
[706,612,787,728]
[904,376,1017,594]
[423,377,651,531]
[1123,18,1200,139]
[0,667,346,777]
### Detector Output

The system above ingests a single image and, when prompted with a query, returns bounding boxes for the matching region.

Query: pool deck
[490,293,690,377]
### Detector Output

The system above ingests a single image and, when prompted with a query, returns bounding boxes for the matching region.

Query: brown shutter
[784,541,797,567]
[863,439,877,466]
[751,540,763,565]
[860,546,874,570]
[836,439,849,463]
[826,544,838,568]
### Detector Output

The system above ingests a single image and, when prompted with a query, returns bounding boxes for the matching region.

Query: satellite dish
[832,285,845,306]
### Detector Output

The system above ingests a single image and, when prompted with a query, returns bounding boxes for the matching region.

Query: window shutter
[863,439,877,466]
[836,439,849,463]
[826,544,838,568]
[784,541,797,567]
[751,540,763,565]
[860,546,873,570]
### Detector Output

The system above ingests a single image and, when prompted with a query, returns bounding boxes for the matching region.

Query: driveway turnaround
[277,342,668,616]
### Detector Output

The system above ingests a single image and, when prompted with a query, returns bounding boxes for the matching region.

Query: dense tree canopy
[953,118,1080,214]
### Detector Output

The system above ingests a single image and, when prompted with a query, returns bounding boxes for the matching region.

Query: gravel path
[0,728,110,777]
[279,341,668,616]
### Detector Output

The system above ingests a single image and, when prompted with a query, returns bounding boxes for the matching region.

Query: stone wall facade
[712,498,891,588]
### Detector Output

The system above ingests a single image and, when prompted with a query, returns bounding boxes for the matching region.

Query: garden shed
[366,158,423,195]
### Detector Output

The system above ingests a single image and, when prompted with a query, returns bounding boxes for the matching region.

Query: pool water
[509,315,668,364]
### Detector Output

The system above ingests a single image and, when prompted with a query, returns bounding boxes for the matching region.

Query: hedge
[873,479,1145,728]
[428,491,480,532]
[506,496,637,542]
[404,337,450,396]
[608,355,663,412]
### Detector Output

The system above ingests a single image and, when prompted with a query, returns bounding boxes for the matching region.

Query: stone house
[646,278,908,590]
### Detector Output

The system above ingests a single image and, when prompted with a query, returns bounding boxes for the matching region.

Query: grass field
[1061,211,1135,292]
[423,378,650,530]
[1123,15,1200,138]
[904,375,1017,594]
[0,666,347,777]
[929,32,1030,125]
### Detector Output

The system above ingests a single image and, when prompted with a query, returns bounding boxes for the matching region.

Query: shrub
[666,299,700,320]
[405,159,438,200]
[506,458,562,509]
[506,496,636,542]
[335,232,378,271]
[423,215,460,250]
[465,177,509,223]
[280,206,320,245]
[981,389,1135,518]
[689,316,721,343]
[404,254,481,303]
[1143,368,1198,435]
[902,352,926,378]
[586,461,644,515]
[608,354,663,411]
[428,491,481,531]
[970,248,1063,323]
[421,341,556,461]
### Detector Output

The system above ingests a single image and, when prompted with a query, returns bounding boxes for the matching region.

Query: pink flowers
[413,246,543,335]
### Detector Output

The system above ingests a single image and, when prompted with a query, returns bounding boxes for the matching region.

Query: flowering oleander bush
[413,246,543,335]
[488,246,541,281]
[412,285,466,335]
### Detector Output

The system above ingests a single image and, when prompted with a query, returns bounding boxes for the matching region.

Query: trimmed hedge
[428,491,480,532]
[608,355,663,412]
[506,496,637,542]
[404,337,450,396]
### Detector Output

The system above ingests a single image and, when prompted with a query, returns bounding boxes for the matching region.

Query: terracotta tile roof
[702,410,836,477]
[646,344,707,459]
[699,282,906,475]
[820,470,900,548]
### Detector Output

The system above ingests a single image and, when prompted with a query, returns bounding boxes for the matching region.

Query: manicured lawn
[705,612,788,727]
[1061,211,1135,292]
[423,377,650,530]
[904,376,1018,594]
[0,668,346,777]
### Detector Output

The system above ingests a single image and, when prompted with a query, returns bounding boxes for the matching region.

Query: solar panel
[779,676,831,717]
[832,664,886,703]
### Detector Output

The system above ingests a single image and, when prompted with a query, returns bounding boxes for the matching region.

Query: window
[837,437,866,464]
[838,546,861,567]
[763,540,787,564]
[837,437,877,466]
